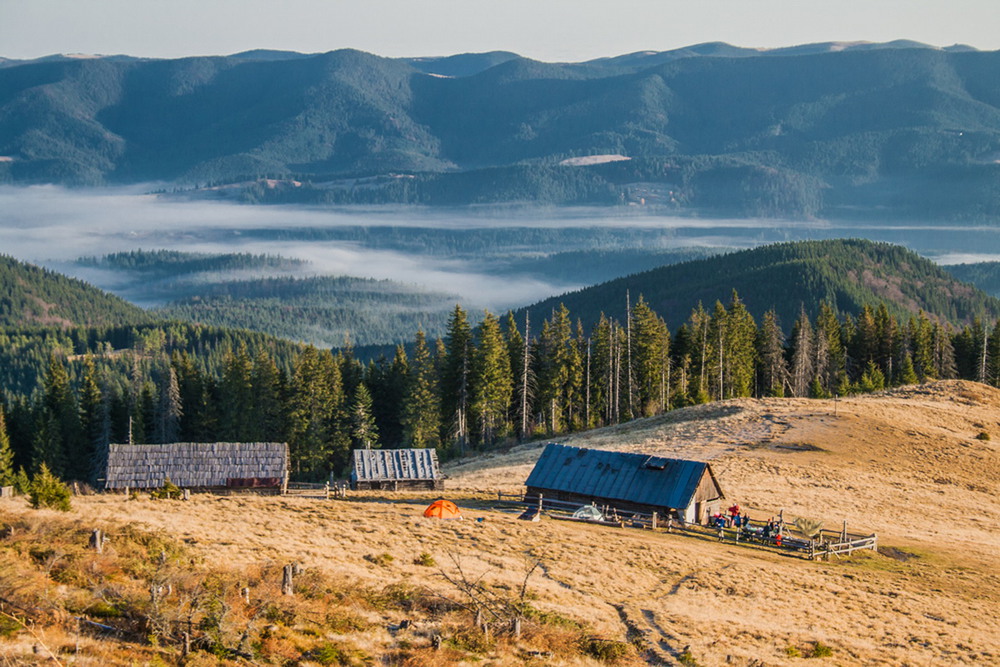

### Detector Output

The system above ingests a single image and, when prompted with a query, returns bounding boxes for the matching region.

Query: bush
[28,464,71,511]
[413,552,436,567]
[149,477,182,499]
[364,552,394,567]
[579,637,631,662]
[975,431,990,441]
[808,641,834,658]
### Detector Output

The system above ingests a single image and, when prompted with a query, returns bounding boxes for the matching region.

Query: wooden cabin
[350,448,444,491]
[100,442,289,493]
[525,443,724,524]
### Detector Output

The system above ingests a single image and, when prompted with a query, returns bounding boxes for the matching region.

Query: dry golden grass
[2,379,999,665]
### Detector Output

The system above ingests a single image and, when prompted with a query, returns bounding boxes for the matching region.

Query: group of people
[710,503,783,544]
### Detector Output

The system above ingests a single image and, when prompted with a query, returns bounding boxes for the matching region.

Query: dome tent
[423,499,462,519]
[572,504,604,521]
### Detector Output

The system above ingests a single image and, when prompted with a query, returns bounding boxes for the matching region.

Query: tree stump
[282,563,294,596]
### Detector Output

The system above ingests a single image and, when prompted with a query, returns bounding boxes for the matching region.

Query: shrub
[579,637,631,662]
[364,552,394,567]
[413,552,436,567]
[785,645,802,657]
[150,477,182,499]
[28,464,72,511]
[808,641,834,658]
[975,431,990,441]
[12,468,30,495]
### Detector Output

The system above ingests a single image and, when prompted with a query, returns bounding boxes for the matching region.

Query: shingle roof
[351,448,441,482]
[525,443,713,509]
[103,442,288,489]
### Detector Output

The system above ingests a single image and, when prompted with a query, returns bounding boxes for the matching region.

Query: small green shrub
[447,627,495,654]
[12,468,31,495]
[305,640,372,666]
[678,647,700,665]
[364,552,394,567]
[413,552,436,567]
[580,637,631,662]
[149,477,182,500]
[28,464,71,511]
[785,645,802,657]
[975,431,990,441]
[808,641,833,658]
[86,600,123,619]
[0,614,22,639]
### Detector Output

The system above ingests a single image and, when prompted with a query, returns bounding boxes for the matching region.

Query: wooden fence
[495,492,877,560]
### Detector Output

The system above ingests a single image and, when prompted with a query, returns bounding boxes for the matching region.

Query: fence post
[282,564,294,596]
[89,529,104,554]
[537,493,543,515]
[651,512,657,530]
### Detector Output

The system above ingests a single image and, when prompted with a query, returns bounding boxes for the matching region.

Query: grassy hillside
[2,45,1000,218]
[0,254,152,329]
[520,239,1000,330]
[1,380,997,664]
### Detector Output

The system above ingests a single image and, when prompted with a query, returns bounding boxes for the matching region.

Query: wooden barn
[525,443,725,525]
[100,442,289,492]
[350,448,444,491]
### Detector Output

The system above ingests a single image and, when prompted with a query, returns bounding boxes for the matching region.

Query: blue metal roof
[524,443,711,509]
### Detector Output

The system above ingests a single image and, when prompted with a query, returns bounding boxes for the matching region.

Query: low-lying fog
[3,185,1000,311]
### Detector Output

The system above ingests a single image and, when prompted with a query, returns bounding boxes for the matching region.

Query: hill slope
[521,239,1000,330]
[0,254,152,328]
[3,380,995,664]
[2,44,1000,218]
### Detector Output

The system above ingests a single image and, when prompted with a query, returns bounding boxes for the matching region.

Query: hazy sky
[2,0,997,62]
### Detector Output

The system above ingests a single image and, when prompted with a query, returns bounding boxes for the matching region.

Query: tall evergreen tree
[789,306,814,397]
[287,347,343,477]
[723,291,757,399]
[441,305,473,453]
[757,308,788,397]
[350,382,380,450]
[33,355,79,477]
[78,356,107,483]
[0,405,14,486]
[402,331,441,451]
[154,365,182,444]
[250,350,285,442]
[471,311,514,448]
[631,295,671,416]
[220,344,254,441]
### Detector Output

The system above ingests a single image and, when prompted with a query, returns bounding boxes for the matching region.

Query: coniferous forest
[3,290,1000,488]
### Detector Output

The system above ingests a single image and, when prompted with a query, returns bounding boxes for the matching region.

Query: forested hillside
[2,44,1000,218]
[521,239,1000,331]
[5,240,1000,488]
[944,262,1000,298]
[0,255,152,329]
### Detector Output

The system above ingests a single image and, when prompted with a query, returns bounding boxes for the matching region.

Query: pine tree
[536,304,578,433]
[33,355,79,477]
[287,347,342,477]
[899,352,919,386]
[815,302,846,395]
[789,306,814,397]
[350,382,380,450]
[441,305,473,454]
[471,311,513,448]
[631,295,671,416]
[0,405,14,486]
[402,331,441,451]
[154,366,183,444]
[724,291,756,398]
[78,356,107,484]
[251,350,285,442]
[220,344,254,441]
[757,309,788,397]
[503,312,533,440]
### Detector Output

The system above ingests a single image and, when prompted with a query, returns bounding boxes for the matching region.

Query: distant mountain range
[2,42,1000,219]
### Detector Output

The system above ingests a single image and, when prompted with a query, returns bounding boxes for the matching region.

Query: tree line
[3,291,1000,488]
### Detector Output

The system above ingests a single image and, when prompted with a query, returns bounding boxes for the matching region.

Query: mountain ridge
[2,43,1000,219]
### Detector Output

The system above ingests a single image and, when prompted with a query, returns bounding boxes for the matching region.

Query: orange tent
[424,499,462,519]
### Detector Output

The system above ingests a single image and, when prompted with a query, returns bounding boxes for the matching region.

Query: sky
[2,0,998,62]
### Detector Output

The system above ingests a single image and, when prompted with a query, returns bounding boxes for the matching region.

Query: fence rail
[495,491,877,559]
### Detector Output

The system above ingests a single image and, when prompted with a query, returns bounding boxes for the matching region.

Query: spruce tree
[78,356,108,484]
[441,305,473,453]
[350,382,380,450]
[220,344,254,441]
[402,331,441,451]
[789,306,814,397]
[471,311,513,448]
[757,309,788,397]
[251,350,285,442]
[0,405,14,486]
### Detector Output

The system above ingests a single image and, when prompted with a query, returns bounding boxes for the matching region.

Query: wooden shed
[101,442,289,492]
[524,443,724,524]
[350,448,443,491]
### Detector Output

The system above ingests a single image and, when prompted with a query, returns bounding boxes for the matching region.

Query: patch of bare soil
[2,380,998,665]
